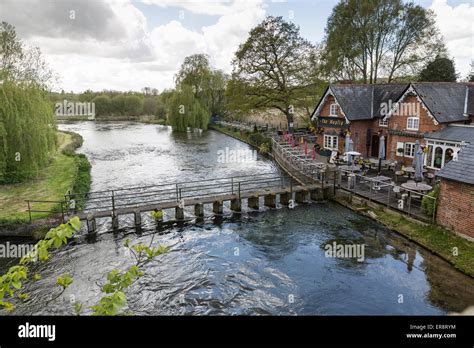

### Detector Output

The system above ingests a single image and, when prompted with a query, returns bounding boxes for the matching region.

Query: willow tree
[0,22,57,183]
[168,85,209,132]
[227,16,321,131]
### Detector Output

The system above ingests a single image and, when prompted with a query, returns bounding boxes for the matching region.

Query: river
[2,121,474,315]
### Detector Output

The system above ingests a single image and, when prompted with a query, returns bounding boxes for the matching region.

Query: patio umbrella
[378,135,385,174]
[413,140,424,183]
[345,134,354,164]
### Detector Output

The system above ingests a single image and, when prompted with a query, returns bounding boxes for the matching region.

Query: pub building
[310,82,474,169]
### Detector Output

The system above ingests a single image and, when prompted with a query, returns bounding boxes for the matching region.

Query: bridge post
[295,189,309,203]
[194,203,204,217]
[213,200,223,215]
[112,213,119,230]
[86,214,96,235]
[248,196,259,210]
[280,191,291,206]
[133,209,141,228]
[310,188,324,202]
[264,193,276,208]
[230,198,241,212]
[175,206,184,221]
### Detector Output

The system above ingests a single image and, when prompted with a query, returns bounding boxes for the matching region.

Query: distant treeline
[49,90,168,119]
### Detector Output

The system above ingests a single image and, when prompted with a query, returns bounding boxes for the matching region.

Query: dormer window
[329,103,338,116]
[407,117,419,131]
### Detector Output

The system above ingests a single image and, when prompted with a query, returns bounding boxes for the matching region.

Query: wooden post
[310,188,324,202]
[86,214,96,235]
[194,203,204,217]
[175,206,184,221]
[295,190,309,203]
[230,198,241,212]
[248,196,259,210]
[111,213,119,230]
[280,191,291,206]
[133,209,141,227]
[213,200,223,215]
[264,193,276,208]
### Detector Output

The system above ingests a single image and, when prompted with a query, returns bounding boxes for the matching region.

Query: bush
[248,132,267,147]
[422,184,439,216]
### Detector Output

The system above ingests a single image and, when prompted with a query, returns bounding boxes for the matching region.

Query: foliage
[422,184,439,216]
[151,210,163,221]
[228,16,322,128]
[0,80,57,183]
[0,21,55,88]
[419,56,457,82]
[0,218,170,315]
[322,0,446,83]
[0,217,81,312]
[168,84,210,132]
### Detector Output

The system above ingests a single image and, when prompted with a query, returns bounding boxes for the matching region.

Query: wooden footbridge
[26,172,334,234]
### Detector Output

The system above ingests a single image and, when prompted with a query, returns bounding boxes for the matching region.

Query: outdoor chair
[395,170,404,182]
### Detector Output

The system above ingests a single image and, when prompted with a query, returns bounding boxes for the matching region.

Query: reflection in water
[1,121,473,315]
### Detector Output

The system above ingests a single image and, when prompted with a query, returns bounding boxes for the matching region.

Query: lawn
[375,209,474,278]
[0,132,78,224]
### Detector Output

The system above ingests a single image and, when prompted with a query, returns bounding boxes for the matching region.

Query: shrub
[422,184,439,216]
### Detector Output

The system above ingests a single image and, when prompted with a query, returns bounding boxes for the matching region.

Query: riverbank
[209,123,272,155]
[56,115,166,125]
[0,130,91,237]
[334,195,474,278]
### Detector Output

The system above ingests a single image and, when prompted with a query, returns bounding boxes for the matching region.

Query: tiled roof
[412,83,471,123]
[315,82,473,123]
[329,84,406,121]
[437,143,474,184]
[425,125,474,143]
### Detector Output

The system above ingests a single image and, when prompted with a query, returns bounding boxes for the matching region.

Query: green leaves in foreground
[0,217,81,312]
[56,273,73,289]
[91,291,127,316]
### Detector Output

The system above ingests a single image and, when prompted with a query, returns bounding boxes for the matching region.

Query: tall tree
[322,0,446,83]
[419,56,457,82]
[228,16,321,130]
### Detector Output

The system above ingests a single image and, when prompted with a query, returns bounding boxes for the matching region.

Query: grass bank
[335,196,474,278]
[0,131,91,226]
[209,123,272,155]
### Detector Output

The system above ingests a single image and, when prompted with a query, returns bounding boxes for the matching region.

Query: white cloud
[429,0,473,78]
[4,0,266,92]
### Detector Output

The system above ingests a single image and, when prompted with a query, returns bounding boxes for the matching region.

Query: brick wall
[386,96,443,165]
[436,179,474,239]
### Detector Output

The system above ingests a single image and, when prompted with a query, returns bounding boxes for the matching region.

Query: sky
[2,0,472,93]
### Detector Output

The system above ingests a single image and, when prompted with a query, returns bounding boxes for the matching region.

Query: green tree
[228,16,320,130]
[142,97,157,115]
[419,55,457,82]
[92,95,111,117]
[168,85,209,132]
[322,0,446,83]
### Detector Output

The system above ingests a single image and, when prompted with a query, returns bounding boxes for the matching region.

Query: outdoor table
[403,166,427,178]
[365,175,392,190]
[401,182,432,193]
[339,165,361,172]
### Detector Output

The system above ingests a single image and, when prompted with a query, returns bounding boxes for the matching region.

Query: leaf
[69,217,81,231]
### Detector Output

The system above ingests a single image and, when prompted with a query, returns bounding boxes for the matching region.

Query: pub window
[407,117,419,131]
[324,135,338,150]
[434,146,443,168]
[379,117,388,127]
[329,103,338,116]
[404,142,416,158]
[445,148,454,165]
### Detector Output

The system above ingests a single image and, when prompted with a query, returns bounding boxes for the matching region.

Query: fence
[338,170,437,223]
